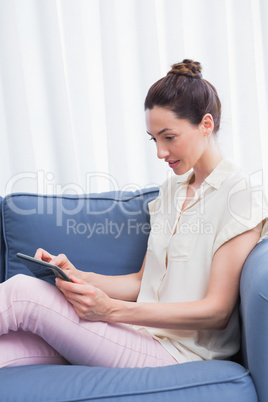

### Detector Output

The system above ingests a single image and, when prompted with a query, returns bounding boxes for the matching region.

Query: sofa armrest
[0,196,4,282]
[240,238,268,402]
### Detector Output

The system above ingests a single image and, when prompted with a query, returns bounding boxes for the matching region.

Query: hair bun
[167,59,202,78]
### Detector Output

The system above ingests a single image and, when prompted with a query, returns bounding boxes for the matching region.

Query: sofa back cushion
[2,188,158,284]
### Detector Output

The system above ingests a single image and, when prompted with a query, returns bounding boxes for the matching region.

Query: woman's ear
[199,113,214,136]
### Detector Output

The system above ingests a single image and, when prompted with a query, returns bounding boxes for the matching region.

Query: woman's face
[145,106,209,175]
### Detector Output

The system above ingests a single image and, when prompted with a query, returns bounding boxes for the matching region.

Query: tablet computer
[17,253,73,282]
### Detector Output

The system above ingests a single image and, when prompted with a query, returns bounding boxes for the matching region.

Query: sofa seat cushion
[0,360,257,402]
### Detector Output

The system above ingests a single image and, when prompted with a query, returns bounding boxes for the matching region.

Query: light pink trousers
[0,274,177,369]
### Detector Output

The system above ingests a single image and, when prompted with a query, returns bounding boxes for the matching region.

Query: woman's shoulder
[223,159,251,180]
[219,159,262,195]
[202,158,257,193]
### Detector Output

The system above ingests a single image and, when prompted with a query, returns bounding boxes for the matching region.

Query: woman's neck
[192,141,223,188]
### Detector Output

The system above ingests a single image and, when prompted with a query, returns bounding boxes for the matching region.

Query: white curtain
[0,0,267,195]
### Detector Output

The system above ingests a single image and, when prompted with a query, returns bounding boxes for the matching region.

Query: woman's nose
[157,143,169,159]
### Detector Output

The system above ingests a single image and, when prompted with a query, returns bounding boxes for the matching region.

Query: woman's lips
[168,160,180,168]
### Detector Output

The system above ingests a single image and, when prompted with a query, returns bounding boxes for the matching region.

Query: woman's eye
[166,136,175,141]
[149,135,174,143]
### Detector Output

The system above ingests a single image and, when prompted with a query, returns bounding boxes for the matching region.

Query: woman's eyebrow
[146,128,173,136]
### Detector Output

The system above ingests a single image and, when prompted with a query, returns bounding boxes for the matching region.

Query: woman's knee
[2,274,54,301]
[5,274,38,289]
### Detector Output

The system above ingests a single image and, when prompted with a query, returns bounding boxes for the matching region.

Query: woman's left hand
[55,276,117,322]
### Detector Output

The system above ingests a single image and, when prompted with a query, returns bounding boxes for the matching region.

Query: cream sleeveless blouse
[134,159,268,363]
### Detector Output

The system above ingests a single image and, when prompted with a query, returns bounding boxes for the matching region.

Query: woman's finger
[34,248,54,262]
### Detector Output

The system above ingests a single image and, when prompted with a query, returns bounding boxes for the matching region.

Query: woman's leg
[0,330,70,368]
[0,275,177,368]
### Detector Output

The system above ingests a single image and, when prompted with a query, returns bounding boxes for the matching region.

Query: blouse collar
[176,158,236,190]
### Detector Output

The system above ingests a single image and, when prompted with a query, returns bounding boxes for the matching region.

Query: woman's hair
[144,59,221,133]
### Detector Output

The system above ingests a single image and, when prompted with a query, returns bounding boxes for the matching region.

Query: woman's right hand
[34,248,81,279]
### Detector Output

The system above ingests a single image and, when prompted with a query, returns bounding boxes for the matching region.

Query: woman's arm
[35,248,146,302]
[56,223,261,330]
[80,257,146,302]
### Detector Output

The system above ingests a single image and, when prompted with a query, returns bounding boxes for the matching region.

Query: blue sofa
[0,187,266,401]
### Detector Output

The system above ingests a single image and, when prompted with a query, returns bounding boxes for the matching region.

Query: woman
[1,59,267,368]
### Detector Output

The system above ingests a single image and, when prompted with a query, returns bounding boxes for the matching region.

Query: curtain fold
[0,0,267,195]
